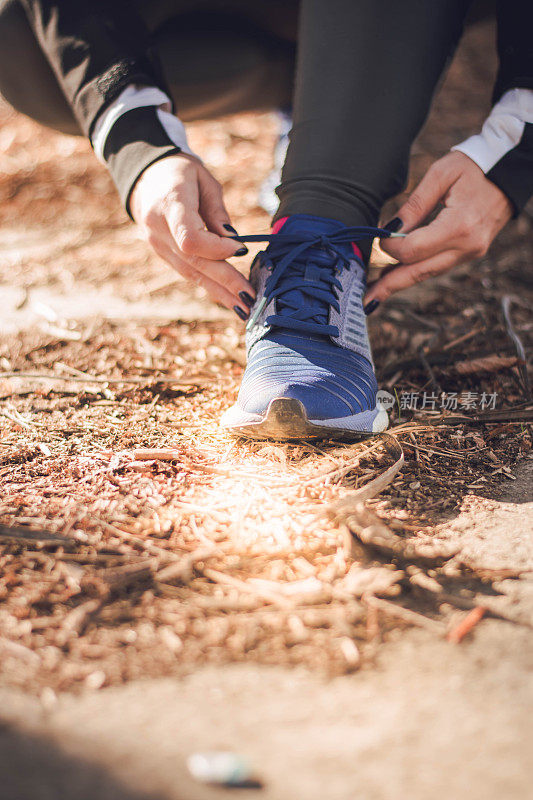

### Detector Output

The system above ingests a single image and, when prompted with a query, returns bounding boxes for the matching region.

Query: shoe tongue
[276,213,346,235]
[276,213,350,248]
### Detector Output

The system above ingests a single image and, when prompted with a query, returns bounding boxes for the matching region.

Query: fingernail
[233,305,249,321]
[383,217,403,233]
[364,299,380,316]
[233,246,249,257]
[239,291,255,308]
[223,224,238,235]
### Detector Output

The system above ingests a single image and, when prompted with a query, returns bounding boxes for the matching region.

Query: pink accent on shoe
[271,216,289,234]
[351,243,363,260]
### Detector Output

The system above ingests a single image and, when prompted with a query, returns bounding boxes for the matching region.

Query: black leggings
[0,0,472,227]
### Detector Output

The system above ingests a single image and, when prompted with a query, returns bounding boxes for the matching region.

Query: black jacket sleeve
[494,0,533,101]
[21,1,184,212]
[487,0,533,214]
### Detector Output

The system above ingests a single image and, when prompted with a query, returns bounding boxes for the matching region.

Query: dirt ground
[0,14,532,800]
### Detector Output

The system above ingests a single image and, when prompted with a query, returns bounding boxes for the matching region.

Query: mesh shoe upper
[237,332,378,419]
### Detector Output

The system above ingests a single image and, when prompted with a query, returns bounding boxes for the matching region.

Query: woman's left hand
[364,151,513,307]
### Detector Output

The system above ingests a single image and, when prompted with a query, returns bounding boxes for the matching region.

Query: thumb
[198,169,232,236]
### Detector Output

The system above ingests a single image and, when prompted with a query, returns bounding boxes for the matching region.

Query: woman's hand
[364,152,513,309]
[130,154,255,318]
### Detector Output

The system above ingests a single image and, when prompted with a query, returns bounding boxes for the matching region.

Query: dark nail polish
[233,305,249,321]
[383,217,403,233]
[223,223,238,235]
[234,246,249,257]
[364,299,380,316]
[239,291,255,308]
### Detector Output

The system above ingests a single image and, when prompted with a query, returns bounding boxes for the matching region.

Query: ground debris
[0,93,531,693]
[0,314,529,692]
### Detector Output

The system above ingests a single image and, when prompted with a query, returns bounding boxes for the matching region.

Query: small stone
[159,626,183,653]
[85,670,106,690]
[339,637,360,669]
[187,752,254,787]
[40,687,57,710]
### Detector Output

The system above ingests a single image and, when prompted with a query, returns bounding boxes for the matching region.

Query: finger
[381,209,457,264]
[167,202,243,261]
[156,217,253,297]
[197,169,232,237]
[162,208,254,300]
[194,183,251,260]
[150,237,252,315]
[364,249,462,304]
[387,161,455,237]
[151,219,253,307]
[177,248,255,302]
[197,178,250,257]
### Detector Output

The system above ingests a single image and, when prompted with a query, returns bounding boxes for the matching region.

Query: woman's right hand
[130,153,255,318]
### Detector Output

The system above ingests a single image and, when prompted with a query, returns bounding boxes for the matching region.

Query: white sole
[220,397,389,441]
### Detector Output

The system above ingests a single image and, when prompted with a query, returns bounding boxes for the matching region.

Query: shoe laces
[229,226,398,337]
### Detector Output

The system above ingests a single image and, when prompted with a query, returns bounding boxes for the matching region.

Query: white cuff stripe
[155,107,197,159]
[452,88,533,174]
[91,84,199,163]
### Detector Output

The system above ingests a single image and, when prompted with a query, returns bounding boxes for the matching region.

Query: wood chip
[447,606,487,643]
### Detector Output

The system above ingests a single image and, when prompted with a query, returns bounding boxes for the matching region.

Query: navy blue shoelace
[227,226,400,337]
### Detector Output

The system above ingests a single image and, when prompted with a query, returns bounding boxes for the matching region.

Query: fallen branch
[96,518,180,562]
[0,371,203,387]
[381,346,516,379]
[57,599,101,645]
[362,595,445,634]
[156,545,219,584]
[501,296,531,400]
[327,434,404,519]
[85,558,156,594]
[454,353,517,376]
[1,407,35,429]
[0,523,74,547]
[0,636,41,665]
[433,405,533,426]
[301,438,387,485]
[203,568,294,609]
[335,503,459,566]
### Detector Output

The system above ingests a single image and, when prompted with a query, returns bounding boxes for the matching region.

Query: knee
[0,0,80,135]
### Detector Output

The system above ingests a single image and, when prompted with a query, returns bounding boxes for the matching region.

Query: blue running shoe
[221,215,400,440]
